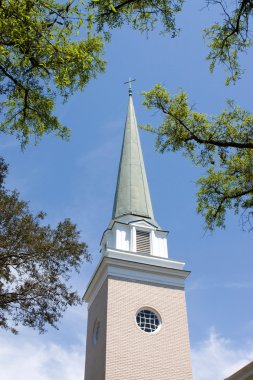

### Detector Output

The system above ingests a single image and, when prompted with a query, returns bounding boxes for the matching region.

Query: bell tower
[84,87,193,380]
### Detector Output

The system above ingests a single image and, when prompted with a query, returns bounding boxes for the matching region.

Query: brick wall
[85,276,192,380]
[84,279,108,380]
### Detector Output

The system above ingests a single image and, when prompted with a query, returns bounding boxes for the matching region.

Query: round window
[136,309,161,333]
[92,320,100,345]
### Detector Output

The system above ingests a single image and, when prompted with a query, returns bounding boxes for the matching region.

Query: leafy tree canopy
[142,85,253,231]
[0,157,90,334]
[88,0,184,35]
[0,0,105,147]
[205,0,253,84]
[0,0,185,147]
[1,0,253,148]
[139,1,253,231]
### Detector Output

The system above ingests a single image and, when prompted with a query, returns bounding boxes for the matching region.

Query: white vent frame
[136,229,151,254]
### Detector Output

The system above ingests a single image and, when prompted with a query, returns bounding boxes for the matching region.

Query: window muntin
[136,230,150,254]
[136,309,161,333]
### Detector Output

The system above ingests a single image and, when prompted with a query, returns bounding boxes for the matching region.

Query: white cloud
[192,328,253,380]
[2,327,253,380]
[0,336,84,380]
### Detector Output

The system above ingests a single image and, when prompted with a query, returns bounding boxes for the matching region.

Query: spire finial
[124,77,136,96]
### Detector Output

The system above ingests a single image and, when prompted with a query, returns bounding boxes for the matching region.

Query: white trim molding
[84,248,190,308]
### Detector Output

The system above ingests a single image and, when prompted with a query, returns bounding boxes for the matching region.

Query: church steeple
[101,91,165,257]
[112,92,156,225]
[84,88,193,380]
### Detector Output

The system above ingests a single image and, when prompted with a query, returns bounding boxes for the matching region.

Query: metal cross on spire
[124,77,136,96]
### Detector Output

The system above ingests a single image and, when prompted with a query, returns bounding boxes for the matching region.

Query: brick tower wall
[84,279,108,380]
[106,276,192,380]
[85,276,192,380]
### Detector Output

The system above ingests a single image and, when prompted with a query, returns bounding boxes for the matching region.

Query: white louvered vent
[136,230,151,254]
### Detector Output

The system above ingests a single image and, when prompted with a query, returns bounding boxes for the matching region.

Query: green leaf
[110,4,117,13]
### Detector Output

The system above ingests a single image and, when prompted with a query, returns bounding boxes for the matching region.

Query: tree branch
[0,65,23,88]
[160,104,253,149]
[100,0,138,16]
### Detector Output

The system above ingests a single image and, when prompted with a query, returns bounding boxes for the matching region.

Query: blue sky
[1,1,253,379]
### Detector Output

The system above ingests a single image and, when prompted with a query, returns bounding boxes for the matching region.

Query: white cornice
[105,248,185,269]
[84,249,190,308]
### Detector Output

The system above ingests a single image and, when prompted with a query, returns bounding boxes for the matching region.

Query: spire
[112,90,156,225]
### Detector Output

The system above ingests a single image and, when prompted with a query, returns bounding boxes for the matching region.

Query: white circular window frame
[135,307,162,335]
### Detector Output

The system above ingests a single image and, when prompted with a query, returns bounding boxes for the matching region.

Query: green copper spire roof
[112,93,157,225]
